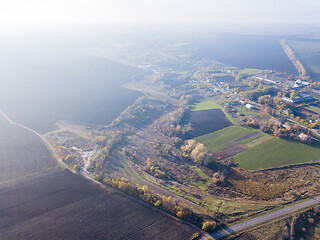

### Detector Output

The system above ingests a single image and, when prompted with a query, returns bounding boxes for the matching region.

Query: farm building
[245,103,257,109]
[282,94,314,104]
[298,132,310,142]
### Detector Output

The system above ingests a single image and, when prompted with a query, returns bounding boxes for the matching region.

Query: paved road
[287,118,320,138]
[206,196,320,239]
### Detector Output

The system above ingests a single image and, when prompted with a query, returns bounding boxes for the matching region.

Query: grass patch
[239,68,265,74]
[190,166,210,180]
[190,100,220,111]
[195,125,258,152]
[233,138,320,170]
[305,105,320,114]
[233,105,258,117]
[244,134,273,148]
[240,132,265,145]
[202,194,271,217]
[190,166,211,190]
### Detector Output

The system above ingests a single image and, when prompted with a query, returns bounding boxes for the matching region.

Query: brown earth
[0,169,196,240]
[0,116,57,182]
[212,143,248,160]
[180,109,232,139]
[0,110,197,240]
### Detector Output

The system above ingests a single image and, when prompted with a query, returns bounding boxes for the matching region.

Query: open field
[0,170,195,240]
[0,111,196,240]
[0,116,57,183]
[195,125,258,152]
[181,109,232,139]
[240,132,266,145]
[233,105,257,117]
[233,138,320,170]
[190,100,220,111]
[305,105,320,114]
[239,68,265,74]
[287,40,320,80]
[243,134,273,148]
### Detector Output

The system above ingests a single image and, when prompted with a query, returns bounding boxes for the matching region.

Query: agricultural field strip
[243,134,272,148]
[190,100,221,111]
[239,68,265,74]
[305,105,320,114]
[0,110,200,239]
[0,171,196,240]
[0,112,58,182]
[233,138,320,170]
[195,126,258,152]
[209,196,320,240]
[0,180,92,213]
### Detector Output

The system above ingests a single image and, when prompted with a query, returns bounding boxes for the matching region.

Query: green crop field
[233,138,320,170]
[190,100,220,111]
[195,125,257,152]
[239,68,265,74]
[240,132,266,145]
[305,105,320,114]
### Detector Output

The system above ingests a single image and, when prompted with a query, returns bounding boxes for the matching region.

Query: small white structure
[298,132,309,142]
[246,103,256,109]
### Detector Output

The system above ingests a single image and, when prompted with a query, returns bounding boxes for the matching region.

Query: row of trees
[102,176,206,227]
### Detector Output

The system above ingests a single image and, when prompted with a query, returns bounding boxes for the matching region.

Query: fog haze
[1,0,320,30]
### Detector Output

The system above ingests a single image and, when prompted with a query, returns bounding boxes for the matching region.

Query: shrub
[190,232,200,240]
[202,221,214,232]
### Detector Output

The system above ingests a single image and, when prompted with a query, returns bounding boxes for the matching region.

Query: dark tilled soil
[0,170,195,240]
[212,143,248,160]
[235,132,259,142]
[0,121,57,182]
[180,109,232,139]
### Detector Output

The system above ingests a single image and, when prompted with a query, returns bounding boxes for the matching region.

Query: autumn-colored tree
[202,221,216,232]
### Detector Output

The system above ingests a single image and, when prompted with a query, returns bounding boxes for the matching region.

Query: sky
[1,0,320,29]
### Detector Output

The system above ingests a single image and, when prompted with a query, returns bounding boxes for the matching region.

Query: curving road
[206,195,320,239]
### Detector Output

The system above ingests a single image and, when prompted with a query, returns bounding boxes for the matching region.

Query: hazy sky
[1,0,320,29]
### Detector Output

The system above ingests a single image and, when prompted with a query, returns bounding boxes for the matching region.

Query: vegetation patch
[190,100,220,111]
[195,125,258,152]
[305,105,320,114]
[233,138,320,170]
[243,134,273,148]
[189,166,211,190]
[240,132,265,145]
[239,68,265,74]
[233,105,257,117]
